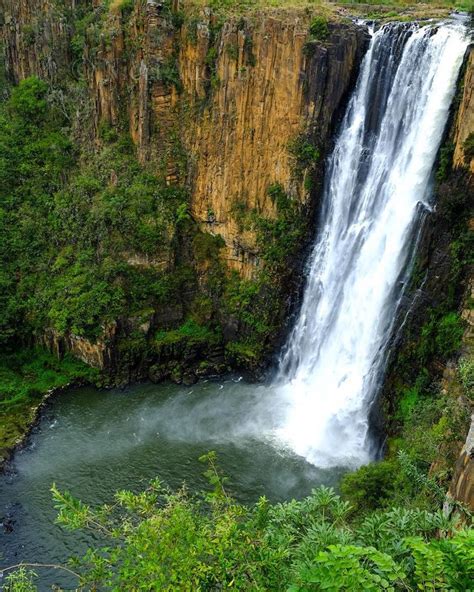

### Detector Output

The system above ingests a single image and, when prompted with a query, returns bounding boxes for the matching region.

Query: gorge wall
[0,0,367,381]
[0,0,473,506]
[379,42,473,510]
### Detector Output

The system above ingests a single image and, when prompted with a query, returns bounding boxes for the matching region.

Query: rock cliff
[448,47,474,509]
[0,0,367,376]
[378,42,473,512]
[453,48,474,173]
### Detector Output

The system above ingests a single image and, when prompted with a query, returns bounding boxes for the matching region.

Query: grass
[182,0,471,17]
[182,0,337,18]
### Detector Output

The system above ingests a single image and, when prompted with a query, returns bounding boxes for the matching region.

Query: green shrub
[435,312,464,358]
[397,385,420,420]
[111,0,134,15]
[463,132,474,163]
[254,184,305,270]
[226,43,239,60]
[193,231,225,263]
[419,311,464,363]
[303,40,318,57]
[459,357,474,397]
[8,77,48,120]
[309,16,329,41]
[7,459,473,591]
[154,319,219,348]
[288,134,320,175]
[340,460,399,513]
[436,143,454,182]
[0,348,98,409]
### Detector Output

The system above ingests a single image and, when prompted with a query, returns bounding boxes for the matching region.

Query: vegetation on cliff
[0,1,472,590]
[185,0,472,14]
[0,348,97,465]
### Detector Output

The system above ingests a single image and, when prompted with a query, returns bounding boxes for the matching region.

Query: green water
[0,378,345,590]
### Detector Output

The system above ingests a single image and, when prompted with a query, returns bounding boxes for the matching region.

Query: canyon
[0,4,472,585]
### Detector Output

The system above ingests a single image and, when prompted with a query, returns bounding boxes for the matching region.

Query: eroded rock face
[180,17,366,277]
[0,0,73,83]
[1,2,366,279]
[42,326,116,370]
[453,48,474,173]
[448,49,474,512]
[0,2,368,373]
[448,414,474,511]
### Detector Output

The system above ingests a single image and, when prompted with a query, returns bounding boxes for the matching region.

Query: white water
[274,21,469,468]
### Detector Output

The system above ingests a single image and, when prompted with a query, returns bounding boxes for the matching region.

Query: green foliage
[7,459,473,590]
[222,271,280,361]
[224,184,308,356]
[303,16,329,56]
[459,356,474,397]
[309,16,329,40]
[463,132,474,163]
[117,0,134,13]
[0,348,98,458]
[0,348,98,409]
[226,42,239,60]
[397,385,420,420]
[419,311,464,363]
[193,231,225,263]
[8,77,48,120]
[436,143,454,183]
[288,134,320,176]
[154,319,219,348]
[344,364,471,515]
[290,544,405,592]
[0,77,73,343]
[340,460,398,513]
[156,56,182,90]
[0,76,191,343]
[2,567,37,592]
[255,183,306,270]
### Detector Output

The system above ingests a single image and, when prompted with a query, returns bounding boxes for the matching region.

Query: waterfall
[274,21,469,469]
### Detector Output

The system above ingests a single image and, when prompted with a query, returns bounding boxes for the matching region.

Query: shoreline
[0,379,90,473]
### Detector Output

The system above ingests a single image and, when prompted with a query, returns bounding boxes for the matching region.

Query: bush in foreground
[2,453,473,591]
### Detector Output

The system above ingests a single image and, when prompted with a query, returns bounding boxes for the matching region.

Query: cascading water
[274,20,469,469]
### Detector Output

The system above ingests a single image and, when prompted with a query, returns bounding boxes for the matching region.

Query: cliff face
[0,0,367,375]
[2,2,365,278]
[453,49,474,173]
[448,46,474,512]
[179,16,365,276]
[1,0,73,83]
[378,45,474,511]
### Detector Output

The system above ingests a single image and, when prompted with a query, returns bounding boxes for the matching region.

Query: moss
[419,311,465,364]
[154,319,220,348]
[225,341,261,367]
[225,43,239,60]
[255,183,306,270]
[0,348,98,408]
